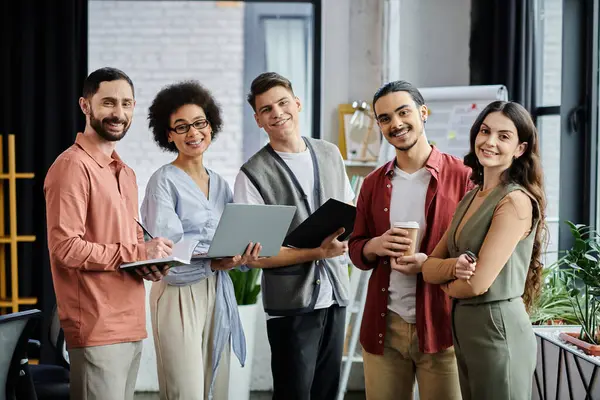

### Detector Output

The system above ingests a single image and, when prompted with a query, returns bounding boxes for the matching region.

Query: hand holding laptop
[191,204,296,259]
[211,242,263,271]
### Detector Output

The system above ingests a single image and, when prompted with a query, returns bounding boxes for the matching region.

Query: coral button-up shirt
[349,146,472,354]
[44,132,148,348]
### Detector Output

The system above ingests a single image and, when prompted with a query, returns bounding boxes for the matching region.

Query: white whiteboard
[377,85,508,165]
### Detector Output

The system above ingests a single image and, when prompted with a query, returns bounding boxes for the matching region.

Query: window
[538,115,561,265]
[264,17,313,142]
[533,0,599,252]
[243,2,318,161]
[536,0,562,107]
[534,0,562,264]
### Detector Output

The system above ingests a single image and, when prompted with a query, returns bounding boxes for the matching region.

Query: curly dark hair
[464,100,548,312]
[148,80,223,153]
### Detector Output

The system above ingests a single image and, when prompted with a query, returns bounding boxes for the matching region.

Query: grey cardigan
[240,137,350,315]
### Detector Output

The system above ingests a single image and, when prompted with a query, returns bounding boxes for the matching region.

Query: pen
[134,219,154,239]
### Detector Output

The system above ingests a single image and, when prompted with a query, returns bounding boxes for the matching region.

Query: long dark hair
[464,100,548,311]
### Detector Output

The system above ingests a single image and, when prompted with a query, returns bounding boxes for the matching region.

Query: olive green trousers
[452,298,537,400]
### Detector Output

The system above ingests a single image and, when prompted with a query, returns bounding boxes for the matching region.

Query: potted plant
[529,262,578,326]
[532,222,600,399]
[229,267,261,307]
[553,222,600,355]
[227,268,261,400]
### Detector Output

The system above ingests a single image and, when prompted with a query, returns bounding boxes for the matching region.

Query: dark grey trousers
[266,305,345,400]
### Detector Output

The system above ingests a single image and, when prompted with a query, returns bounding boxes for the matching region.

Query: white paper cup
[392,221,420,256]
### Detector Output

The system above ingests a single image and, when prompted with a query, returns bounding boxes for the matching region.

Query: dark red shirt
[349,146,472,354]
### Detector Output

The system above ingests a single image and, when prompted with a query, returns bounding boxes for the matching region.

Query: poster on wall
[377,85,509,165]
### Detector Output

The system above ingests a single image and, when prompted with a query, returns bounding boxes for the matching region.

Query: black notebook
[283,198,356,249]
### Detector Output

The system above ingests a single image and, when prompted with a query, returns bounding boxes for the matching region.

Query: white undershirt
[387,166,431,324]
[233,147,355,318]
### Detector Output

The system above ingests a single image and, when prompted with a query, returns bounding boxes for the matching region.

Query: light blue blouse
[140,164,245,400]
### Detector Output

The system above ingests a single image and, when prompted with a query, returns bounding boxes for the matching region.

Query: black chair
[1,308,70,400]
[47,305,69,370]
[0,309,41,400]
[27,306,69,400]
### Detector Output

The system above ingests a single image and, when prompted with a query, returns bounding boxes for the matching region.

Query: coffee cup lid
[393,221,420,229]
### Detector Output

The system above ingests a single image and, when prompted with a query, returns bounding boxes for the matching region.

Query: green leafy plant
[530,262,578,325]
[554,221,600,344]
[228,268,261,306]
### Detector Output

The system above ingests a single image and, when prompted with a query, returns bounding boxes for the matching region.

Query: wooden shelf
[0,173,34,179]
[0,297,37,306]
[0,235,35,243]
[0,134,37,313]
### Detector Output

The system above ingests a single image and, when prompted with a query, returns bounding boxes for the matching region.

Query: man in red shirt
[348,81,472,400]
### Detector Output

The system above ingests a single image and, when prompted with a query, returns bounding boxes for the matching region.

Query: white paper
[120,237,200,269]
[172,238,200,260]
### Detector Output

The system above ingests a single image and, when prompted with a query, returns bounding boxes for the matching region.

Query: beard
[90,108,130,142]
[389,123,423,151]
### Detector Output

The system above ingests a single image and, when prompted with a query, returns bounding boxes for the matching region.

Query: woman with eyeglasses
[141,80,261,400]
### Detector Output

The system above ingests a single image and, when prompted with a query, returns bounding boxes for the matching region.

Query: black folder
[283,198,356,249]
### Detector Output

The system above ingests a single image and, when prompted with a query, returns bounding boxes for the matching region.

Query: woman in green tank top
[420,101,548,400]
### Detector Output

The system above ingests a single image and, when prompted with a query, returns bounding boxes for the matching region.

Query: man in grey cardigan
[233,72,355,400]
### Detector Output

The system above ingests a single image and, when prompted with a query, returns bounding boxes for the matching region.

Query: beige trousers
[68,341,143,400]
[362,311,461,400]
[150,275,230,400]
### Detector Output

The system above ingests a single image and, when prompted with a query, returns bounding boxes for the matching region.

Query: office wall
[89,1,244,197]
[321,0,471,147]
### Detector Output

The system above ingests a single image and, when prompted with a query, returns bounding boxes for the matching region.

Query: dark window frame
[531,0,599,251]
[243,0,321,161]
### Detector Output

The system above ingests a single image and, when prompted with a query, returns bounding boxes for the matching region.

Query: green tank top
[447,183,538,304]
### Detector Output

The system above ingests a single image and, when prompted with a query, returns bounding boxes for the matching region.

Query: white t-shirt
[387,166,431,324]
[233,147,355,317]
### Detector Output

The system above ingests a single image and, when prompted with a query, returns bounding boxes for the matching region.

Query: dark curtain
[0,0,88,362]
[470,0,536,111]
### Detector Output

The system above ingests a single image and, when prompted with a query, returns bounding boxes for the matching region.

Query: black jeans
[266,305,346,400]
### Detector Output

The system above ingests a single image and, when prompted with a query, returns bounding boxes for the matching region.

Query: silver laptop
[192,203,297,259]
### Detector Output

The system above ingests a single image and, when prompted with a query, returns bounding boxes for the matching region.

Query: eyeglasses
[170,119,209,134]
